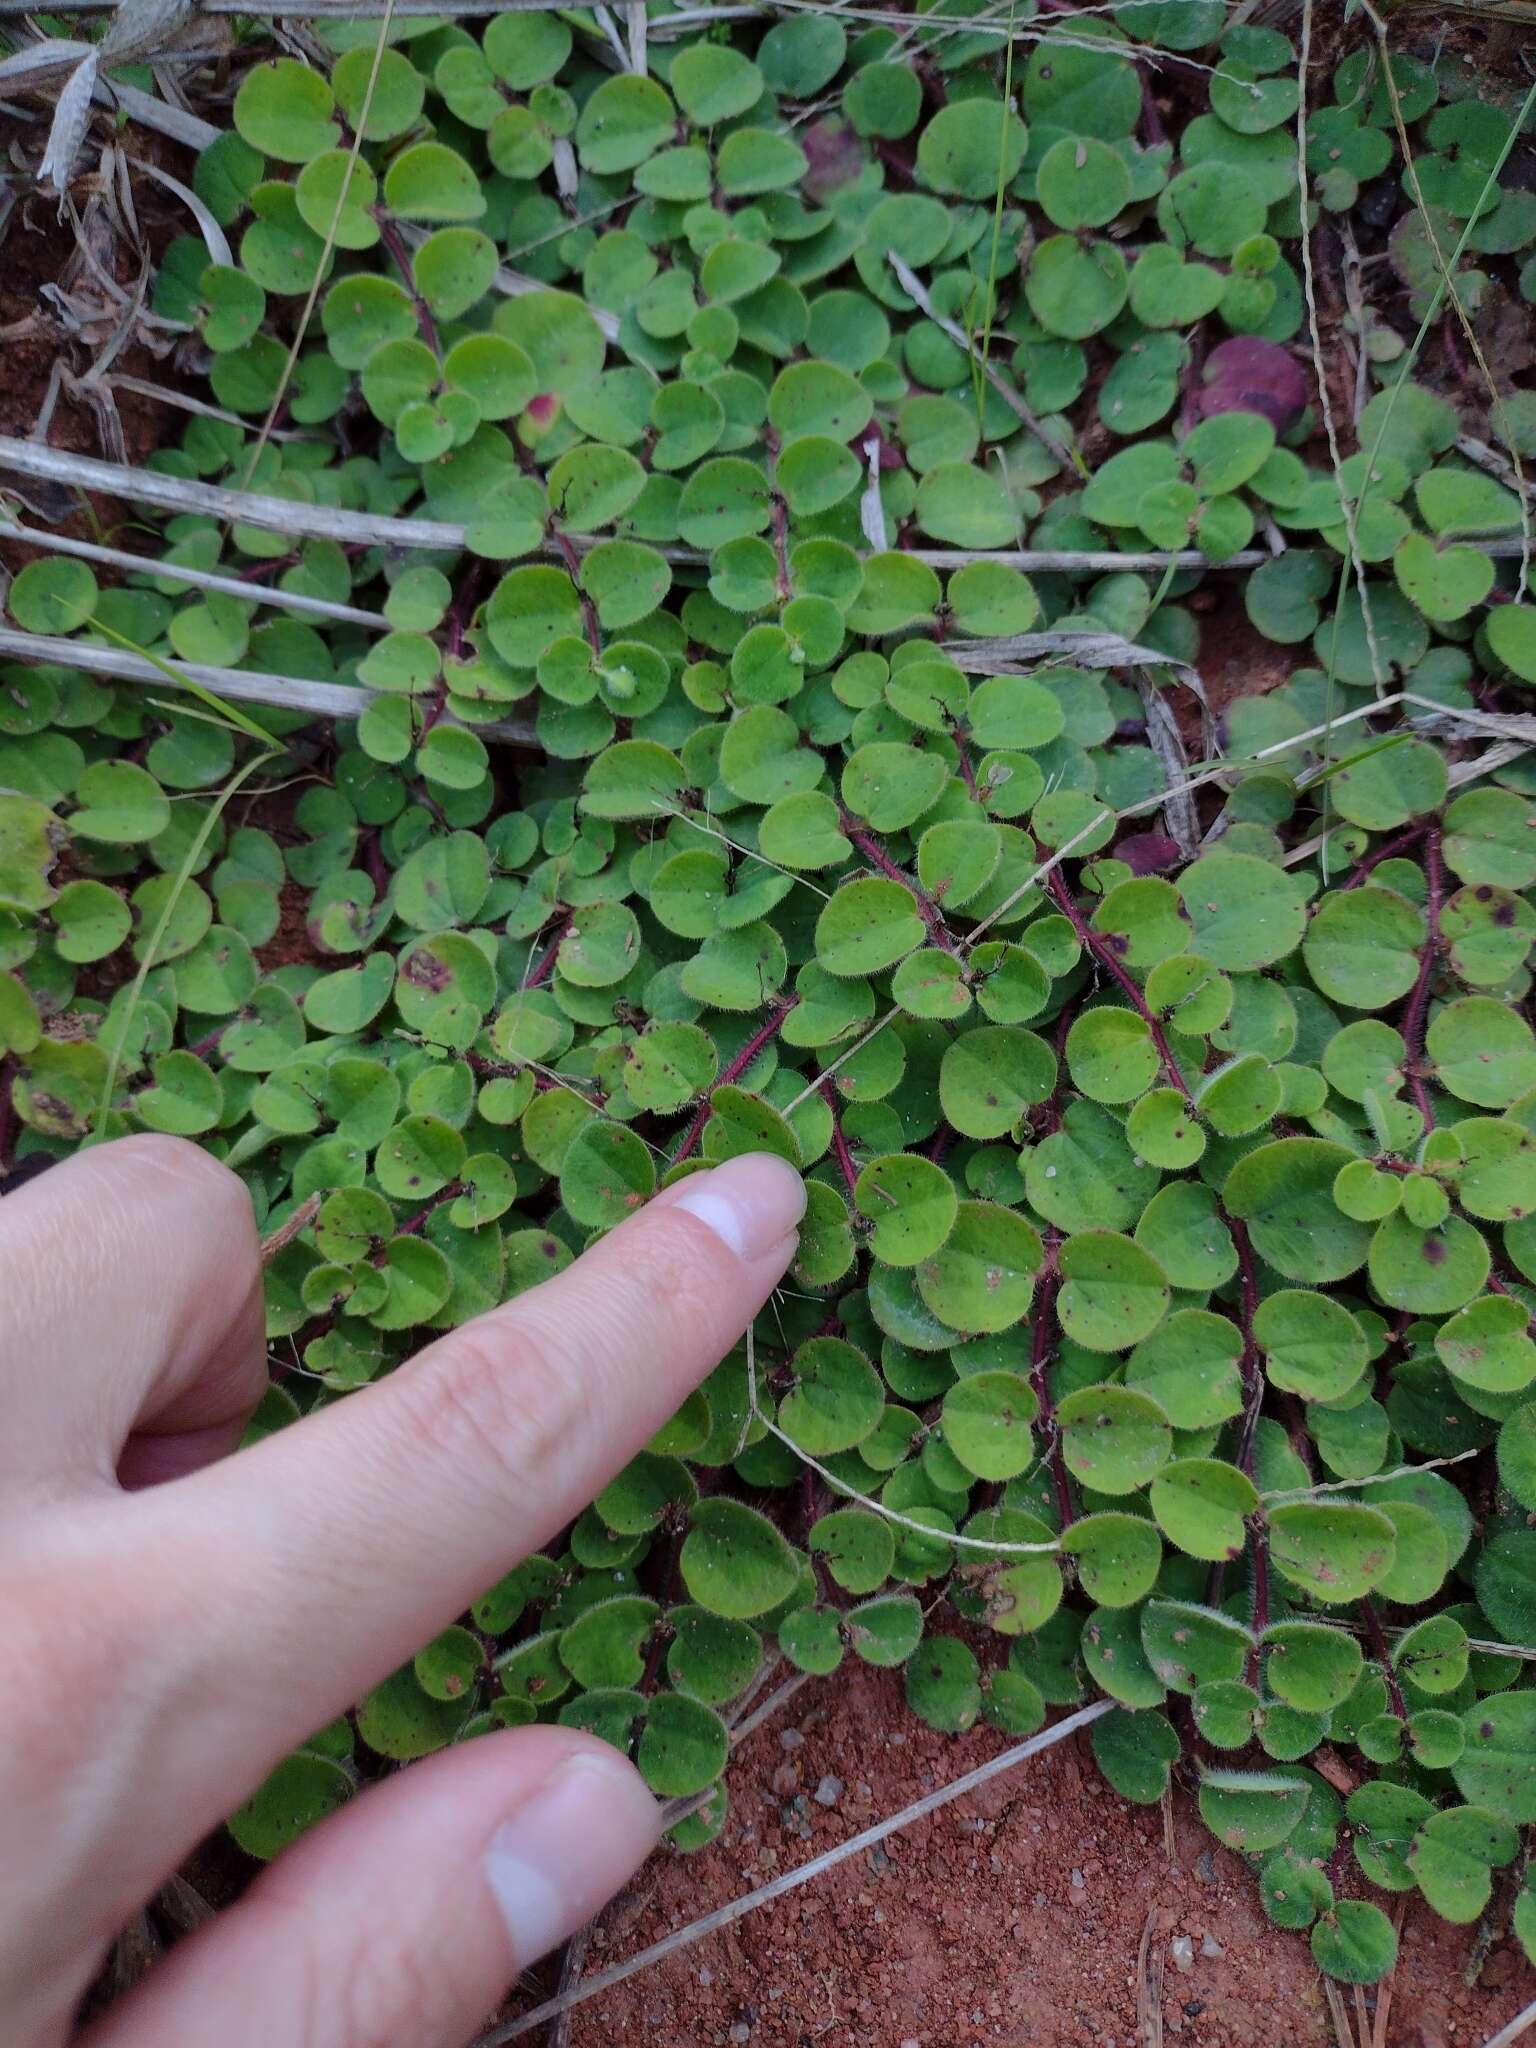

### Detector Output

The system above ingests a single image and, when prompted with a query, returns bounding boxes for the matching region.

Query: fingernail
[484,1748,660,1968]
[670,1152,807,1262]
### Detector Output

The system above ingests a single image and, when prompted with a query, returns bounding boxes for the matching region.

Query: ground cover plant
[2,0,1536,2003]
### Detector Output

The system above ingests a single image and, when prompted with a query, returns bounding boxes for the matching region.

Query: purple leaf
[1115,831,1183,876]
[1197,338,1309,435]
[802,121,866,201]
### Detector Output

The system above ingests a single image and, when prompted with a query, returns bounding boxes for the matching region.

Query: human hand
[0,1134,804,2048]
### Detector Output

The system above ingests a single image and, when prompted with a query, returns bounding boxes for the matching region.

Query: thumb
[77,1728,658,2048]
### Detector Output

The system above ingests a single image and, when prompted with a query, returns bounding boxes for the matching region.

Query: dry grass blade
[1296,0,1384,695]
[102,79,216,149]
[233,0,395,498]
[1482,1999,1536,2048]
[544,1922,593,2048]
[0,625,536,743]
[939,629,1208,705]
[1371,1900,1408,2048]
[1137,672,1200,860]
[0,519,389,626]
[5,435,1533,575]
[1136,1906,1166,2047]
[726,1667,817,1747]
[1323,1973,1362,2048]
[889,251,1079,474]
[1356,0,1534,600]
[0,433,466,548]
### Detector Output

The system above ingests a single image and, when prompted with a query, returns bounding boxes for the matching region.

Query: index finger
[123,1153,803,1802]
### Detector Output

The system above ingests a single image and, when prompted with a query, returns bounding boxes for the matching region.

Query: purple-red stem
[185,1023,228,1061]
[1045,865,1194,1106]
[444,558,487,664]
[553,532,602,658]
[771,494,791,603]
[872,139,916,188]
[1229,1213,1263,1478]
[1361,1596,1408,1721]
[1487,1272,1534,1323]
[1242,1515,1271,1688]
[671,996,801,1166]
[639,1531,683,1694]
[840,814,956,954]
[392,1183,462,1240]
[1028,1235,1075,1531]
[521,913,571,991]
[1398,825,1444,1136]
[820,1079,860,1200]
[417,687,448,740]
[952,726,980,802]
[372,209,439,355]
[359,826,390,899]
[1341,821,1429,890]
[1030,1001,1078,1141]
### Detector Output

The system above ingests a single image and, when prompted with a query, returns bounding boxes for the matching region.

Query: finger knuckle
[615,1212,743,1337]
[404,1318,571,1501]
[109,1132,255,1232]
[0,1568,148,1841]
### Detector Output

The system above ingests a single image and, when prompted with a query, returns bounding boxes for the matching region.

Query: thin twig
[745,1328,1059,1557]
[259,1192,321,1267]
[1260,1448,1480,1503]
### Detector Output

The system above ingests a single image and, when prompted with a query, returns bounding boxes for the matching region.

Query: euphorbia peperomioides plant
[1,0,1535,1993]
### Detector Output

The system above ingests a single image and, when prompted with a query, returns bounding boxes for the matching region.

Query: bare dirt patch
[537,1666,1532,2048]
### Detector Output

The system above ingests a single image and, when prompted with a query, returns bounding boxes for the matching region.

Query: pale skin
[0,1134,806,2048]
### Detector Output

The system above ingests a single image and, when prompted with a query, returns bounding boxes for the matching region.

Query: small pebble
[779,1729,803,1751]
[1070,1868,1086,1889]
[814,1774,844,1807]
[699,1968,714,1988]
[729,2026,751,2045]
[1170,1936,1195,1976]
[1195,1849,1217,1885]
[1201,1934,1224,1960]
